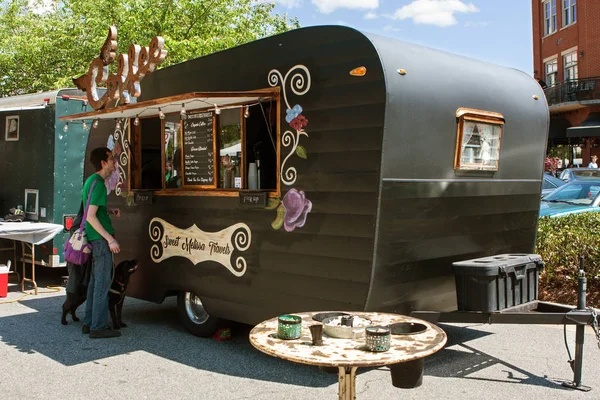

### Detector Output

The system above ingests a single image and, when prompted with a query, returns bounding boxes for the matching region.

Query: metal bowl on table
[321,315,372,339]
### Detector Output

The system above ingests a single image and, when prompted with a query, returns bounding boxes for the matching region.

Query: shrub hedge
[536,212,600,307]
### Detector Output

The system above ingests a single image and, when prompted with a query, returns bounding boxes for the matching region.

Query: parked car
[539,179,600,217]
[542,173,566,198]
[558,168,600,182]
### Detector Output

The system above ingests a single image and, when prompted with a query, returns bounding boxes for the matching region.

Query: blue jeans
[84,240,113,331]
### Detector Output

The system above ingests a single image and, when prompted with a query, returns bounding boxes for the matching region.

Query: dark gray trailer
[63,25,549,337]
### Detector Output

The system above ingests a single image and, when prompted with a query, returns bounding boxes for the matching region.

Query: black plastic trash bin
[452,254,544,312]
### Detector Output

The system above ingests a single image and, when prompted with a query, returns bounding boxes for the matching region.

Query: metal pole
[563,255,591,391]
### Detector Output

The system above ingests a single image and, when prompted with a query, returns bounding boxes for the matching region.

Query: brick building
[532,0,600,167]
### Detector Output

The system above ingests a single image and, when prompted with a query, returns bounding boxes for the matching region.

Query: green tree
[0,0,300,96]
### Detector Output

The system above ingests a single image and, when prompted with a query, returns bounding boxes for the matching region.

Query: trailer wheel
[177,291,221,337]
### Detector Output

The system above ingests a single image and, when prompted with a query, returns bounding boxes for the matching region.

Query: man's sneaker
[89,328,121,339]
[82,324,90,334]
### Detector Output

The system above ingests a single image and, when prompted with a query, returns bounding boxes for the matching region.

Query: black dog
[108,259,139,329]
[61,259,138,328]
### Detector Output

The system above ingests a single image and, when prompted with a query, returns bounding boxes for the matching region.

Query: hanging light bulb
[63,122,69,132]
[82,121,88,130]
[158,107,165,120]
[92,119,99,129]
[244,106,250,118]
[115,119,121,130]
[180,103,187,120]
[134,116,140,126]
[214,104,221,115]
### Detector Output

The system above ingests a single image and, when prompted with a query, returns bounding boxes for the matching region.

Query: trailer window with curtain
[454,108,505,171]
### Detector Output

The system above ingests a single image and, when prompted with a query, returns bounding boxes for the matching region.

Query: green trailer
[0,89,92,267]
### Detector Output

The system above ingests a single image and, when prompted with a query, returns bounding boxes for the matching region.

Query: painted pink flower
[114,142,122,156]
[282,189,312,232]
[105,168,120,194]
[289,115,308,131]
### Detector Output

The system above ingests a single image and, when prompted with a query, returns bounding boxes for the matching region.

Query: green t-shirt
[82,174,114,241]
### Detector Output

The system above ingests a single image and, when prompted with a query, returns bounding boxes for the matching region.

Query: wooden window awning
[59,88,279,121]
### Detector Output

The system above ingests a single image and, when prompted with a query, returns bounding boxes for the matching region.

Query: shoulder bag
[64,180,98,265]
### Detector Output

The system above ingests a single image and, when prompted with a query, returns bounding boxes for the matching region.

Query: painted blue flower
[106,135,115,151]
[285,104,303,123]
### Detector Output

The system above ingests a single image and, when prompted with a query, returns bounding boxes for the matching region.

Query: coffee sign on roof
[73,25,168,110]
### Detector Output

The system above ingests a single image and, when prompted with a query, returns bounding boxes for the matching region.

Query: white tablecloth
[0,222,64,245]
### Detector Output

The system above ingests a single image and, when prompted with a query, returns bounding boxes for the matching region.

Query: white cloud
[383,25,400,32]
[312,0,379,14]
[365,12,378,20]
[253,0,303,8]
[391,0,479,27]
[276,0,303,7]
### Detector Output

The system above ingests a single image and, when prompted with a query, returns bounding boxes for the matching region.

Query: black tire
[176,291,221,337]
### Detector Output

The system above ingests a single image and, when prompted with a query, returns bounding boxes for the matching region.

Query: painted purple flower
[282,189,312,232]
[289,115,308,131]
[285,104,303,123]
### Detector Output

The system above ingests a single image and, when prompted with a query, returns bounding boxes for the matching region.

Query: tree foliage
[536,213,600,307]
[0,0,300,96]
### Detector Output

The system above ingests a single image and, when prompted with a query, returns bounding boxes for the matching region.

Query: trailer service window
[454,108,504,171]
[131,94,279,196]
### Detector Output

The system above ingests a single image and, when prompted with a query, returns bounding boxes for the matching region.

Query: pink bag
[64,181,97,265]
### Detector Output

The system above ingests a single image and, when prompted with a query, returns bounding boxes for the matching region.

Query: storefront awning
[567,112,600,137]
[59,89,278,121]
[548,117,572,140]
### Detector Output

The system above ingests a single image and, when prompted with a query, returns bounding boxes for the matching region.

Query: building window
[545,59,558,86]
[564,52,578,81]
[563,0,576,26]
[544,0,557,35]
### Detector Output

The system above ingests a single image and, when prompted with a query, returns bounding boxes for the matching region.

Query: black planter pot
[389,358,424,388]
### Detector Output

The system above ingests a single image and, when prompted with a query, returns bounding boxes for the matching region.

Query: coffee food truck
[60,25,551,338]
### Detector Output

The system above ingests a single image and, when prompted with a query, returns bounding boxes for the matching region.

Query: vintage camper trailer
[0,89,93,267]
[63,25,548,336]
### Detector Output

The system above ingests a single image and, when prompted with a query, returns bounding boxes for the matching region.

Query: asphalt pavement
[1,275,599,400]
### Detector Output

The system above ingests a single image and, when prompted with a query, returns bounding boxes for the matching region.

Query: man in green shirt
[82,147,122,338]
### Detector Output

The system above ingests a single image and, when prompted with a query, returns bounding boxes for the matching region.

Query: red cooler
[0,263,9,297]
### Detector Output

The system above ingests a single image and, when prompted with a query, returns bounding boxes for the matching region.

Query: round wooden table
[249,312,447,400]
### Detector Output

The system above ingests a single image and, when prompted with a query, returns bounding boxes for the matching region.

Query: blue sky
[268,0,534,75]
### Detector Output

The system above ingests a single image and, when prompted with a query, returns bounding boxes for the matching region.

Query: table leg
[338,366,357,400]
[20,243,38,295]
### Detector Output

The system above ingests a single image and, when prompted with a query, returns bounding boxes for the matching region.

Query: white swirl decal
[268,64,311,187]
[148,218,251,277]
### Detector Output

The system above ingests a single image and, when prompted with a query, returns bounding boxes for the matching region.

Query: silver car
[559,168,600,182]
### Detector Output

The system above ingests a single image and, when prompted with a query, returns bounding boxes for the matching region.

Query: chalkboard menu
[183,111,215,186]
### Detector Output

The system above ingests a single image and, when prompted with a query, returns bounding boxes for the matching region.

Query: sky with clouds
[269,0,533,74]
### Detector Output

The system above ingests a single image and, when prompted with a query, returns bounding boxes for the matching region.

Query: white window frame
[545,59,558,86]
[563,0,576,26]
[543,0,557,36]
[563,51,578,81]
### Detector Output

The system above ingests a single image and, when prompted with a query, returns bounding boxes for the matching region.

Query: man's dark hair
[90,147,111,171]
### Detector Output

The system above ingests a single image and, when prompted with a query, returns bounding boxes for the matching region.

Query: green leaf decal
[265,198,281,210]
[271,204,285,230]
[296,145,307,159]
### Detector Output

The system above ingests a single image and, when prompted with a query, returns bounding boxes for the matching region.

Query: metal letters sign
[73,26,167,110]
